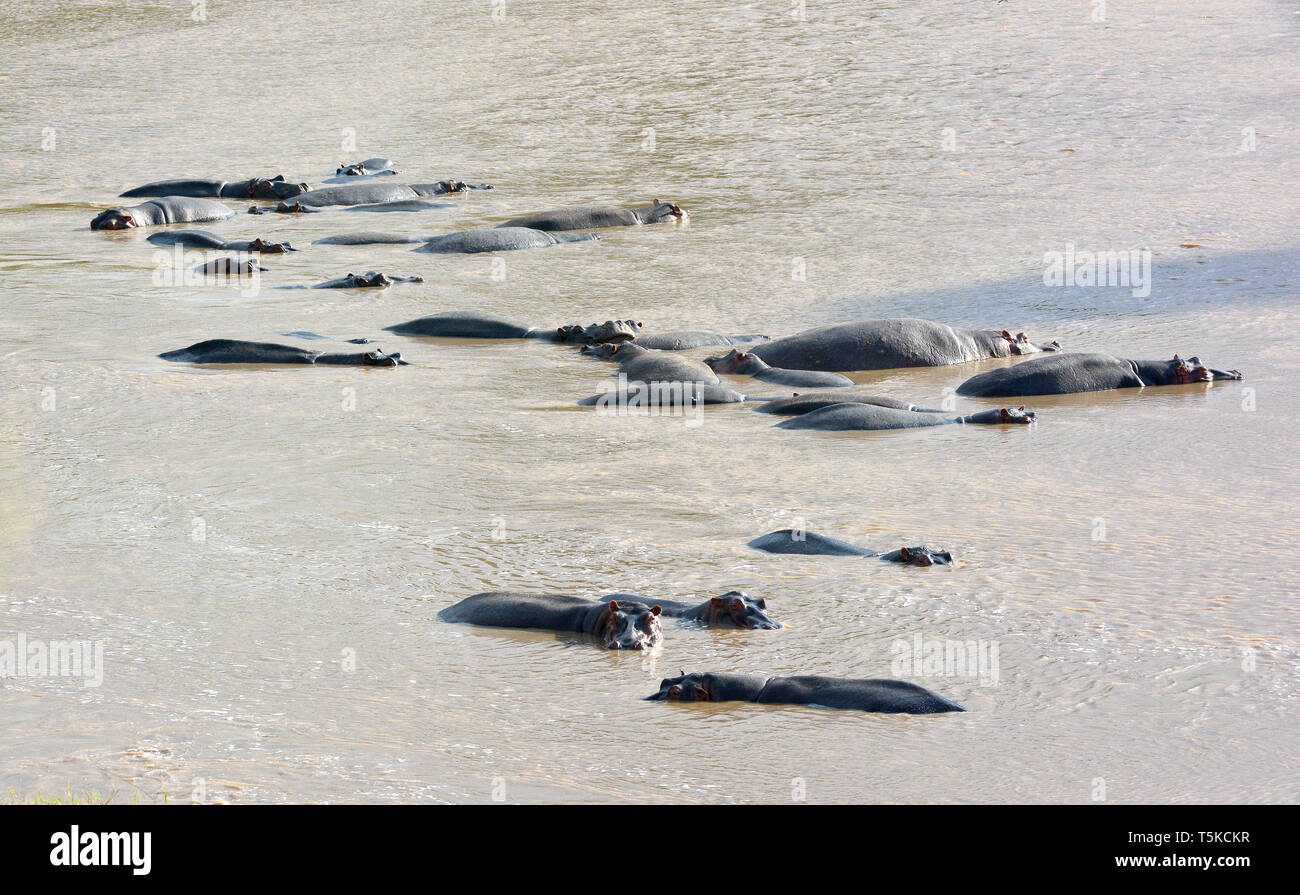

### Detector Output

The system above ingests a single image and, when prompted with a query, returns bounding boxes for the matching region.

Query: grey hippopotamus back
[751,318,1060,372]
[646,672,965,714]
[384,312,639,344]
[579,381,749,409]
[91,197,236,230]
[586,341,720,385]
[417,228,600,254]
[754,391,943,415]
[148,230,298,253]
[159,339,407,366]
[120,175,309,200]
[776,403,1035,431]
[706,348,854,388]
[497,200,685,231]
[748,529,952,566]
[956,352,1243,397]
[261,180,488,210]
[313,232,426,245]
[439,593,663,650]
[633,331,769,351]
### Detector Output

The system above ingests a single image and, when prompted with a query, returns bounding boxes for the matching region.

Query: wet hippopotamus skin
[312,271,423,289]
[416,228,600,254]
[120,175,309,200]
[706,348,854,388]
[753,391,943,415]
[91,197,236,230]
[439,593,663,650]
[750,319,1060,373]
[384,312,641,344]
[159,339,407,366]
[584,341,720,385]
[313,232,426,245]
[775,403,1035,431]
[578,382,750,408]
[148,230,299,253]
[632,331,769,351]
[497,200,685,231]
[956,352,1243,397]
[646,673,965,714]
[334,158,397,176]
[748,530,952,566]
[253,181,490,212]
[601,590,780,629]
[191,257,266,277]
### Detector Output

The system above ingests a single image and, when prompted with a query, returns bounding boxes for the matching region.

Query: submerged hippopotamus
[579,382,750,408]
[91,197,236,230]
[384,312,641,344]
[417,228,600,254]
[313,232,426,245]
[120,175,309,200]
[335,158,397,176]
[191,257,266,277]
[439,593,663,650]
[602,591,780,629]
[646,673,965,714]
[750,319,1060,373]
[753,391,943,415]
[776,403,1035,431]
[310,271,423,289]
[148,230,299,253]
[584,341,720,385]
[706,349,853,388]
[632,331,769,351]
[748,529,952,566]
[956,352,1243,397]
[159,339,407,366]
[253,181,489,211]
[497,200,685,231]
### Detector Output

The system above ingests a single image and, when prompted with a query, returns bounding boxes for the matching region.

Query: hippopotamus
[252,198,454,215]
[148,230,299,253]
[748,529,952,566]
[191,257,265,277]
[705,348,854,388]
[310,271,423,289]
[91,197,236,230]
[584,341,720,385]
[645,673,965,714]
[439,593,663,650]
[313,232,425,246]
[749,319,1061,373]
[335,158,397,176]
[776,403,1035,431]
[159,339,407,366]
[383,312,640,344]
[956,352,1243,397]
[416,228,600,254]
[753,391,943,416]
[602,591,780,629]
[578,382,750,408]
[252,181,488,211]
[497,200,685,231]
[632,332,769,351]
[120,175,309,200]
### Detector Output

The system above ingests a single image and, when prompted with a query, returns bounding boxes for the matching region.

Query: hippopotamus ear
[607,600,620,612]
[999,408,1012,421]
[1018,405,1025,411]
[1172,354,1182,362]
[650,605,662,616]
[899,546,912,562]
[1001,330,1014,342]
[710,596,724,607]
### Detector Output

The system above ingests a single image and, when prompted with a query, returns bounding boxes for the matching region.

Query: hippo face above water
[556,319,643,345]
[648,673,718,701]
[704,348,759,374]
[1001,330,1060,356]
[961,406,1036,425]
[1168,354,1236,384]
[698,591,780,629]
[600,600,663,650]
[247,177,310,200]
[90,208,139,229]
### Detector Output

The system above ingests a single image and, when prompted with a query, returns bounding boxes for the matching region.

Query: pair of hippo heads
[555,319,643,345]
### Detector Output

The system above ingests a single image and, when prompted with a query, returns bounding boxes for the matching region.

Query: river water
[1,0,1297,803]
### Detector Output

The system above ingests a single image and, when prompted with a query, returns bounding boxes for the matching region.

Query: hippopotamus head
[1000,330,1061,356]
[597,600,662,650]
[1167,355,1242,384]
[91,208,138,230]
[248,237,296,254]
[556,319,643,345]
[363,350,408,366]
[646,673,716,701]
[893,546,954,567]
[646,199,687,224]
[437,180,469,194]
[702,591,780,629]
[581,341,628,360]
[248,177,310,200]
[704,348,761,374]
[963,406,1036,425]
[342,271,412,288]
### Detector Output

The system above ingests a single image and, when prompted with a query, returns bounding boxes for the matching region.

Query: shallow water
[1,0,1297,803]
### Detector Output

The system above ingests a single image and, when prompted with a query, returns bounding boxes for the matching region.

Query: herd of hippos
[94,159,1245,716]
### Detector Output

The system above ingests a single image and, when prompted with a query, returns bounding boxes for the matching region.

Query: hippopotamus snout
[364,351,408,367]
[895,547,953,567]
[1002,330,1060,355]
[90,210,136,230]
[645,675,712,701]
[601,602,663,650]
[712,591,780,629]
[1177,355,1241,384]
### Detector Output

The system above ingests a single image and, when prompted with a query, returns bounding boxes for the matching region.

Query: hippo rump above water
[159,339,407,366]
[753,391,943,415]
[497,200,685,231]
[91,197,236,230]
[417,228,600,254]
[775,403,1035,431]
[749,318,1060,372]
[646,673,965,714]
[956,352,1243,397]
[748,529,953,566]
[120,175,309,200]
[706,348,854,388]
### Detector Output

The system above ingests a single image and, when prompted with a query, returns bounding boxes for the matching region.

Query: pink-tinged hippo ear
[653,198,661,205]
[899,546,912,561]
[1001,330,1013,341]
[607,600,619,612]
[1172,354,1182,362]
[1016,332,1028,342]
[729,597,745,611]
[671,204,683,218]
[710,596,725,607]
[1000,408,1013,421]
[1018,405,1026,410]
[650,605,662,616]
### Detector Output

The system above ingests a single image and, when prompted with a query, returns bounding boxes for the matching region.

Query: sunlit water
[1,0,1297,803]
